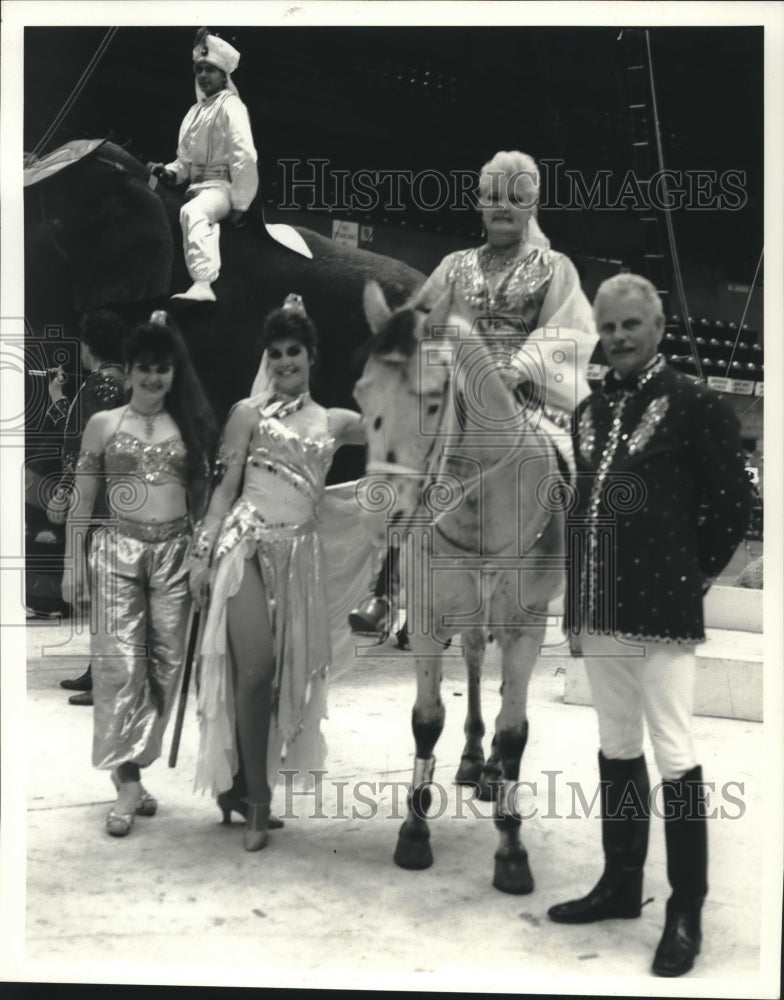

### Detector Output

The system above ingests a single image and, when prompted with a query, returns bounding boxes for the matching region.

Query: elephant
[23,139,426,484]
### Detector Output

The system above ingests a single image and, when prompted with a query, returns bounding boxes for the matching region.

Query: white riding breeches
[581,633,698,780]
[179,184,232,283]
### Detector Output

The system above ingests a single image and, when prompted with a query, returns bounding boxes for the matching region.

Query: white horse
[353,282,567,894]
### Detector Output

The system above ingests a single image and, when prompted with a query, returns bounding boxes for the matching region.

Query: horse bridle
[365,356,547,555]
[365,367,453,483]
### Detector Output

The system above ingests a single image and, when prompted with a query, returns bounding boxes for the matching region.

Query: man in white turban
[149,30,259,302]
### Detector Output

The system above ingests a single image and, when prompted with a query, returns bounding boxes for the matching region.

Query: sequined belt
[215,499,319,559]
[115,515,191,543]
[259,517,318,537]
[190,164,230,183]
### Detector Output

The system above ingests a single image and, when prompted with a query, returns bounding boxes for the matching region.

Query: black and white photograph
[1,1,782,994]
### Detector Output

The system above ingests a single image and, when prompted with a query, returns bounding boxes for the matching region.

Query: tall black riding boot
[548,751,650,924]
[652,764,708,977]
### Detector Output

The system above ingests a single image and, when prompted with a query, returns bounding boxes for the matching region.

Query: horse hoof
[454,756,484,787]
[493,851,534,895]
[394,832,434,871]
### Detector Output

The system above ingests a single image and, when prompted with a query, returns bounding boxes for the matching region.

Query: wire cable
[25,27,119,165]
[644,30,704,382]
[725,248,764,378]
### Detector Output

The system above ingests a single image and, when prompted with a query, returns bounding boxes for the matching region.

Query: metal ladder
[622,28,672,315]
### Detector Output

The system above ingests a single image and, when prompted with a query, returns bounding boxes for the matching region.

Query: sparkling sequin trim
[191,518,221,561]
[104,431,188,486]
[74,450,103,474]
[444,247,555,333]
[584,629,706,647]
[577,406,596,461]
[214,496,318,559]
[249,450,323,504]
[604,353,666,395]
[92,372,124,406]
[581,395,629,630]
[477,242,525,275]
[259,392,310,421]
[115,514,191,542]
[579,356,668,631]
[213,444,245,480]
[626,396,670,456]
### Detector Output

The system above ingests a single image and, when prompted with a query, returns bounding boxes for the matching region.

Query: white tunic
[165,89,259,213]
[417,243,598,415]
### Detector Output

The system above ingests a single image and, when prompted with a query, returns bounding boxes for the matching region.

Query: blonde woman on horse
[418,149,596,416]
[349,148,597,635]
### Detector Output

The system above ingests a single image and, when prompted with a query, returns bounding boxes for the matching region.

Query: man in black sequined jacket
[47,310,127,702]
[549,274,753,979]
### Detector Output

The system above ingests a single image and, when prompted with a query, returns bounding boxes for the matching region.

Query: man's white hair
[594,273,665,323]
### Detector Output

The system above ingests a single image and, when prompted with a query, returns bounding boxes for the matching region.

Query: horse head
[353,280,526,545]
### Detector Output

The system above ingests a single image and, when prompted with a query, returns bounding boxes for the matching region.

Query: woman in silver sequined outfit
[417,149,596,414]
[63,312,215,837]
[349,148,598,634]
[189,298,365,851]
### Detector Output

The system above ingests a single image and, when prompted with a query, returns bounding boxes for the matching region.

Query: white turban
[193,34,241,99]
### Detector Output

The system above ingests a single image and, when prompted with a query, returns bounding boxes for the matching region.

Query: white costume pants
[180,184,232,283]
[581,633,698,780]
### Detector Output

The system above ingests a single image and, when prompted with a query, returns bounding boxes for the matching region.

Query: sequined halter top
[241,393,336,525]
[104,408,188,486]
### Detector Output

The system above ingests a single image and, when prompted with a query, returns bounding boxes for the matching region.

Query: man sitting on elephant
[148,29,258,303]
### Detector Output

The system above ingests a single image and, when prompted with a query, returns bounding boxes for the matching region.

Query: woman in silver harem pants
[64,312,215,837]
[90,517,192,771]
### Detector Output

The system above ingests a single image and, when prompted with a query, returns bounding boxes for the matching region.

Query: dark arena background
[22,22,765,614]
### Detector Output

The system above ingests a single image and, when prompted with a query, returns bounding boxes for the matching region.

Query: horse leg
[477,657,503,800]
[454,628,486,787]
[491,626,540,895]
[394,643,446,871]
[477,736,503,802]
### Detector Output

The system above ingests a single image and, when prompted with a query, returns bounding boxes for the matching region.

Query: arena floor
[5,613,778,997]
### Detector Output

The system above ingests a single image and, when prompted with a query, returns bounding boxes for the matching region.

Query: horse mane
[369,308,420,356]
[350,295,425,375]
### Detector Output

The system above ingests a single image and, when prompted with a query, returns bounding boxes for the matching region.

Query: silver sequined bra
[444,246,556,352]
[103,431,188,486]
[218,414,337,553]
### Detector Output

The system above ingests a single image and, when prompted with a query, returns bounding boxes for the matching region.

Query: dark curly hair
[78,309,126,362]
[259,306,319,362]
[122,312,217,494]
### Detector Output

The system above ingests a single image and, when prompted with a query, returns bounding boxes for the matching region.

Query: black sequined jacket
[564,357,753,644]
[48,364,125,511]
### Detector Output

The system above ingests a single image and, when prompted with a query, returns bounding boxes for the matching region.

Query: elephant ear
[68,159,173,310]
[425,284,458,331]
[363,280,393,335]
